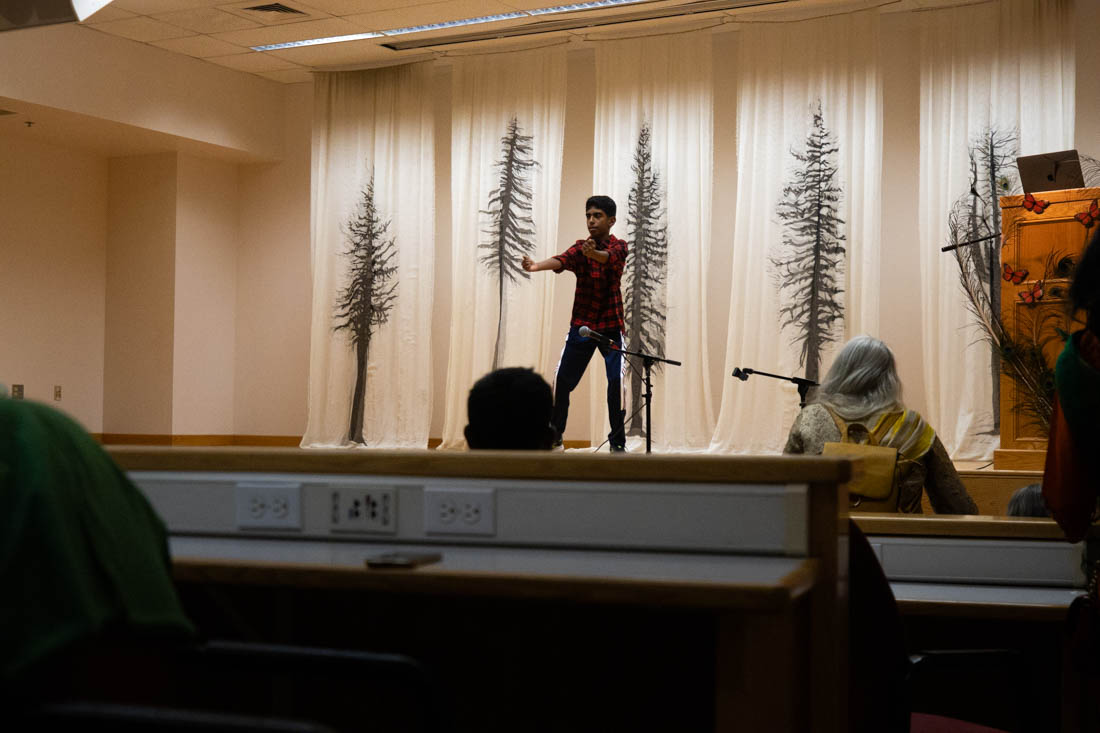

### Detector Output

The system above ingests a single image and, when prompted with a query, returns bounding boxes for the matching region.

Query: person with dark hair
[465,367,555,450]
[1007,483,1050,518]
[521,196,628,452]
[784,335,978,514]
[1043,228,1100,542]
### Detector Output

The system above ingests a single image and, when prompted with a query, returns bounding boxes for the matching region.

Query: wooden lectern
[995,187,1096,470]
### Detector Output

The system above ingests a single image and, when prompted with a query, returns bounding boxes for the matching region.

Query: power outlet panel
[424,487,495,536]
[235,482,302,530]
[330,486,397,534]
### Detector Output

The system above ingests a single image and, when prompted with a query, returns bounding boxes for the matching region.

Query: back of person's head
[1070,228,1100,333]
[465,367,555,450]
[816,335,902,420]
[585,195,616,218]
[1007,483,1049,517]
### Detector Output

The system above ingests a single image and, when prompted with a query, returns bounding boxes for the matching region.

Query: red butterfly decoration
[1023,193,1049,214]
[1018,281,1044,305]
[1076,199,1100,228]
[1002,263,1028,285]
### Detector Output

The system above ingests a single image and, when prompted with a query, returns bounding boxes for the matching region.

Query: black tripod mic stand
[618,344,681,454]
[731,367,819,408]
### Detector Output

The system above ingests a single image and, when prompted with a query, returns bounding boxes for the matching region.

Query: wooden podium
[994,187,1096,470]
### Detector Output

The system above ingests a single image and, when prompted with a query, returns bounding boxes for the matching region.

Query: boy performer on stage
[521,195,628,452]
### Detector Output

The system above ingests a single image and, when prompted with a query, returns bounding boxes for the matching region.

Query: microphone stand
[614,343,682,455]
[940,232,1000,253]
[731,367,819,408]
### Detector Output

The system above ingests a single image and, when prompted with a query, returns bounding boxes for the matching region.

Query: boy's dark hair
[1006,483,1049,518]
[585,195,616,218]
[465,368,555,450]
[1070,228,1100,332]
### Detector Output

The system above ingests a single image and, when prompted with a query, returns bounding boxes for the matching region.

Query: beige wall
[0,137,108,429]
[104,153,177,435]
[173,154,240,435]
[234,84,313,438]
[0,23,284,161]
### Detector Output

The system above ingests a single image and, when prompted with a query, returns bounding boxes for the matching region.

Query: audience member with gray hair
[784,335,978,514]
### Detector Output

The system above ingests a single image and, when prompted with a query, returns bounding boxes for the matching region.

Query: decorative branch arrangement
[772,103,846,386]
[624,122,669,436]
[480,116,538,370]
[334,171,398,445]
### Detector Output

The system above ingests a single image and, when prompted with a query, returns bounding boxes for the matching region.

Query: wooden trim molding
[852,513,1096,540]
[106,446,855,484]
[96,434,302,447]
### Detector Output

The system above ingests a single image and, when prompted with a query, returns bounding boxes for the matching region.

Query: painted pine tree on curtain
[946,127,1018,433]
[624,121,669,436]
[772,103,846,385]
[334,171,398,445]
[480,116,538,369]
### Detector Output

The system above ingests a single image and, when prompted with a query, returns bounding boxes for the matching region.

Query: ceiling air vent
[243,3,307,15]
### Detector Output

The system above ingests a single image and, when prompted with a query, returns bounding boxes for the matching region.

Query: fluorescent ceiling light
[252,31,382,51]
[382,11,526,36]
[248,0,652,52]
[71,0,115,22]
[527,0,651,16]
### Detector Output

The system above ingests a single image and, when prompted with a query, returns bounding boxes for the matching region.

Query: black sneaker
[610,444,626,454]
[552,439,564,452]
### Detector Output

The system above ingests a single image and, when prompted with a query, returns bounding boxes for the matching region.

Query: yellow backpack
[821,407,902,512]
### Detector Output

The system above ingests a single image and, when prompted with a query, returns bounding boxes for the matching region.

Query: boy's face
[586,207,615,242]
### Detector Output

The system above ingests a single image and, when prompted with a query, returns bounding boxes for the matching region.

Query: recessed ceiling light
[252,31,383,51]
[381,11,526,37]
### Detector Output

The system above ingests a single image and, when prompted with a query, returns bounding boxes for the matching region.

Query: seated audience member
[784,335,978,514]
[0,397,194,694]
[465,367,556,450]
[1006,483,1050,518]
[1044,229,1100,542]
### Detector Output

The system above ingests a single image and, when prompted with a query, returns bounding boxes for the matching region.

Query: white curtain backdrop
[918,0,1074,458]
[302,65,435,448]
[589,32,715,452]
[439,47,568,449]
[710,11,883,453]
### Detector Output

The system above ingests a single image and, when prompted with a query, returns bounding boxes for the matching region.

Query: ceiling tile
[211,17,367,46]
[152,7,262,33]
[345,0,520,33]
[257,68,316,83]
[89,16,195,42]
[151,34,250,57]
[80,5,137,23]
[300,0,446,15]
[111,0,223,13]
[265,36,397,66]
[205,51,303,71]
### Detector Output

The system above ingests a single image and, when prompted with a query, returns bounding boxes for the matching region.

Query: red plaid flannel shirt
[552,234,627,332]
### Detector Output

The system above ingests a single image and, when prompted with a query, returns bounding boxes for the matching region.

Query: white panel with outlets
[424,487,495,536]
[234,481,302,530]
[329,485,397,534]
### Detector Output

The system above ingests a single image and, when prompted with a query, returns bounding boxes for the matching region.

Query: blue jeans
[551,326,625,448]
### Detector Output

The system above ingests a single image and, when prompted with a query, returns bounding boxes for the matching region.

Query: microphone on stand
[579,326,616,348]
[731,367,752,381]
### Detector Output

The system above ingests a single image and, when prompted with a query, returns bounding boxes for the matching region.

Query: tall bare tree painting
[772,103,846,385]
[480,116,538,369]
[334,171,398,445]
[624,121,669,436]
[946,127,1018,432]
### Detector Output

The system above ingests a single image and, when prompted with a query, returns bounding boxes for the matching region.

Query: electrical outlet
[424,487,495,536]
[10,384,23,400]
[330,486,397,534]
[54,385,62,401]
[235,482,302,530]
